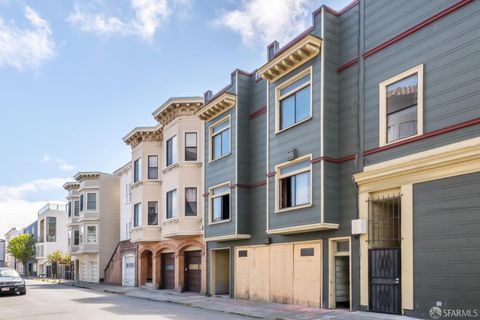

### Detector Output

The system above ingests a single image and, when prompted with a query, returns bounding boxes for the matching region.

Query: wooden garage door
[234,242,321,307]
[161,253,175,289]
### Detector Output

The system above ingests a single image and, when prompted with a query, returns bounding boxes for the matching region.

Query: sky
[0,0,352,237]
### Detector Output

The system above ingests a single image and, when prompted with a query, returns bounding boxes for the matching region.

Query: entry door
[369,248,401,314]
[184,251,201,292]
[161,253,175,289]
[123,255,136,287]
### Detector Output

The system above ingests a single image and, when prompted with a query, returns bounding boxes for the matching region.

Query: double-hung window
[185,132,198,161]
[211,118,230,161]
[276,69,311,132]
[80,194,84,212]
[166,136,177,167]
[87,192,97,211]
[147,201,158,225]
[87,225,97,243]
[379,64,423,146]
[134,158,142,183]
[276,157,312,211]
[68,202,72,218]
[185,187,197,216]
[74,200,80,216]
[148,156,158,179]
[73,229,80,246]
[210,184,230,223]
[166,190,177,219]
[133,203,141,227]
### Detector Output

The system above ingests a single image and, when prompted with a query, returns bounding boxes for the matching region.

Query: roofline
[113,162,132,176]
[151,96,203,119]
[73,171,102,181]
[122,123,162,142]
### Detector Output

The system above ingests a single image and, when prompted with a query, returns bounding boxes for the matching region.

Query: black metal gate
[369,248,401,314]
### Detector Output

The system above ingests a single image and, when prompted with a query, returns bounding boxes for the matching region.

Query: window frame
[86,225,97,244]
[275,67,313,134]
[274,154,313,213]
[379,64,424,147]
[133,158,142,183]
[73,229,80,246]
[74,200,80,216]
[147,155,159,180]
[184,187,198,217]
[209,115,231,163]
[133,203,142,227]
[86,192,98,211]
[166,189,178,220]
[166,135,178,167]
[208,182,231,224]
[147,201,159,225]
[184,132,198,162]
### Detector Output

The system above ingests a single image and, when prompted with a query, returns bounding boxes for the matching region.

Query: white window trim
[85,224,98,244]
[133,202,142,227]
[184,131,199,162]
[379,64,424,147]
[147,200,159,225]
[165,189,178,220]
[275,67,313,134]
[208,181,232,225]
[184,186,199,217]
[133,157,142,183]
[147,155,160,180]
[165,135,178,168]
[274,154,313,213]
[208,115,232,163]
[85,191,99,212]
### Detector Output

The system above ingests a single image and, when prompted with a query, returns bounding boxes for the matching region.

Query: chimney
[203,90,213,104]
[267,41,279,60]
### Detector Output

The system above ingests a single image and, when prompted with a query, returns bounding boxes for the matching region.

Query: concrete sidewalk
[40,279,414,320]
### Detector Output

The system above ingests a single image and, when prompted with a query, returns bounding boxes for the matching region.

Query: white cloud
[0,178,68,237]
[0,6,56,70]
[42,154,75,171]
[214,0,318,48]
[67,0,188,41]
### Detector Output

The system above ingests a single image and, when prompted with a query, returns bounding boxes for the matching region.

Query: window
[133,203,141,227]
[46,217,56,242]
[124,184,132,204]
[74,200,80,216]
[68,202,72,218]
[210,118,230,161]
[379,64,423,146]
[185,132,198,161]
[87,192,97,211]
[79,226,84,243]
[134,158,142,183]
[185,187,197,216]
[87,226,97,243]
[147,201,158,225]
[166,136,177,167]
[73,229,80,246]
[210,184,230,222]
[68,229,71,246]
[80,194,84,212]
[276,157,311,211]
[276,69,311,132]
[148,156,158,179]
[166,190,177,219]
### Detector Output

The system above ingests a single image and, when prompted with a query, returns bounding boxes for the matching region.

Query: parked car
[0,268,26,296]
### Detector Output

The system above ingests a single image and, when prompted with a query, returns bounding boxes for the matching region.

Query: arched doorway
[140,250,153,286]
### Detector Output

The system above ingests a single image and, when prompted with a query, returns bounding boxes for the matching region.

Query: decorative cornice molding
[123,124,163,149]
[152,97,204,126]
[197,92,237,121]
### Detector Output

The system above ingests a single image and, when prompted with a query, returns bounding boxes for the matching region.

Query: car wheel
[19,291,26,296]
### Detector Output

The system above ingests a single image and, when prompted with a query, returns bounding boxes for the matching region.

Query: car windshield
[0,269,19,277]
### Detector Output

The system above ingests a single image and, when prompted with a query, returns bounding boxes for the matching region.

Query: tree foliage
[47,250,70,265]
[7,234,35,274]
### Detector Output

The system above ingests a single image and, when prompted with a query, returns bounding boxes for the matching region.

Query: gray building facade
[198,0,480,319]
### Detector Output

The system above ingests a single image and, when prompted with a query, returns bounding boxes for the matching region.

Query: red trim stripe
[266,172,276,177]
[337,0,473,73]
[337,58,358,73]
[363,0,473,59]
[249,106,267,120]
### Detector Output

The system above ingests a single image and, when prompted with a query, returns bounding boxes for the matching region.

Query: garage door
[80,262,87,282]
[161,253,175,289]
[234,241,322,307]
[123,255,136,287]
[89,261,98,283]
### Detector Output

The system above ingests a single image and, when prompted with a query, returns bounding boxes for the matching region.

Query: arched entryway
[139,250,153,286]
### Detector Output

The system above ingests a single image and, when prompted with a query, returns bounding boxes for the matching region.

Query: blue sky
[0,0,352,236]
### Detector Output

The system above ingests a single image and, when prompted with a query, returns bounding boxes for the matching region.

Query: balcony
[130,226,162,243]
[162,217,203,239]
[39,203,67,215]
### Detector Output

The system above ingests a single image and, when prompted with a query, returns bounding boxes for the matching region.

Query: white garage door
[89,261,99,283]
[123,255,136,287]
[80,262,87,282]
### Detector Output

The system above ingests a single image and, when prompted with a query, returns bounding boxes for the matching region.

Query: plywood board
[269,244,294,304]
[293,242,322,307]
[234,248,250,299]
[250,247,270,301]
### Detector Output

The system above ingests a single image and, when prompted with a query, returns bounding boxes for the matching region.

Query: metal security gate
[368,194,402,314]
[369,248,401,314]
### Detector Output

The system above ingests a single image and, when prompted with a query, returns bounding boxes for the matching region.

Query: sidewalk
[42,279,414,320]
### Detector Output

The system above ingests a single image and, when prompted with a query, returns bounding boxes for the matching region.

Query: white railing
[39,203,67,215]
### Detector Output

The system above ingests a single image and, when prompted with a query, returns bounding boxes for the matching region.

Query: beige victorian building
[63,172,119,283]
[123,97,206,293]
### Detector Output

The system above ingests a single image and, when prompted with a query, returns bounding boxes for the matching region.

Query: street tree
[7,234,36,276]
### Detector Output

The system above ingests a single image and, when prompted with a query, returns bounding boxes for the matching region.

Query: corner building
[199,0,480,318]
